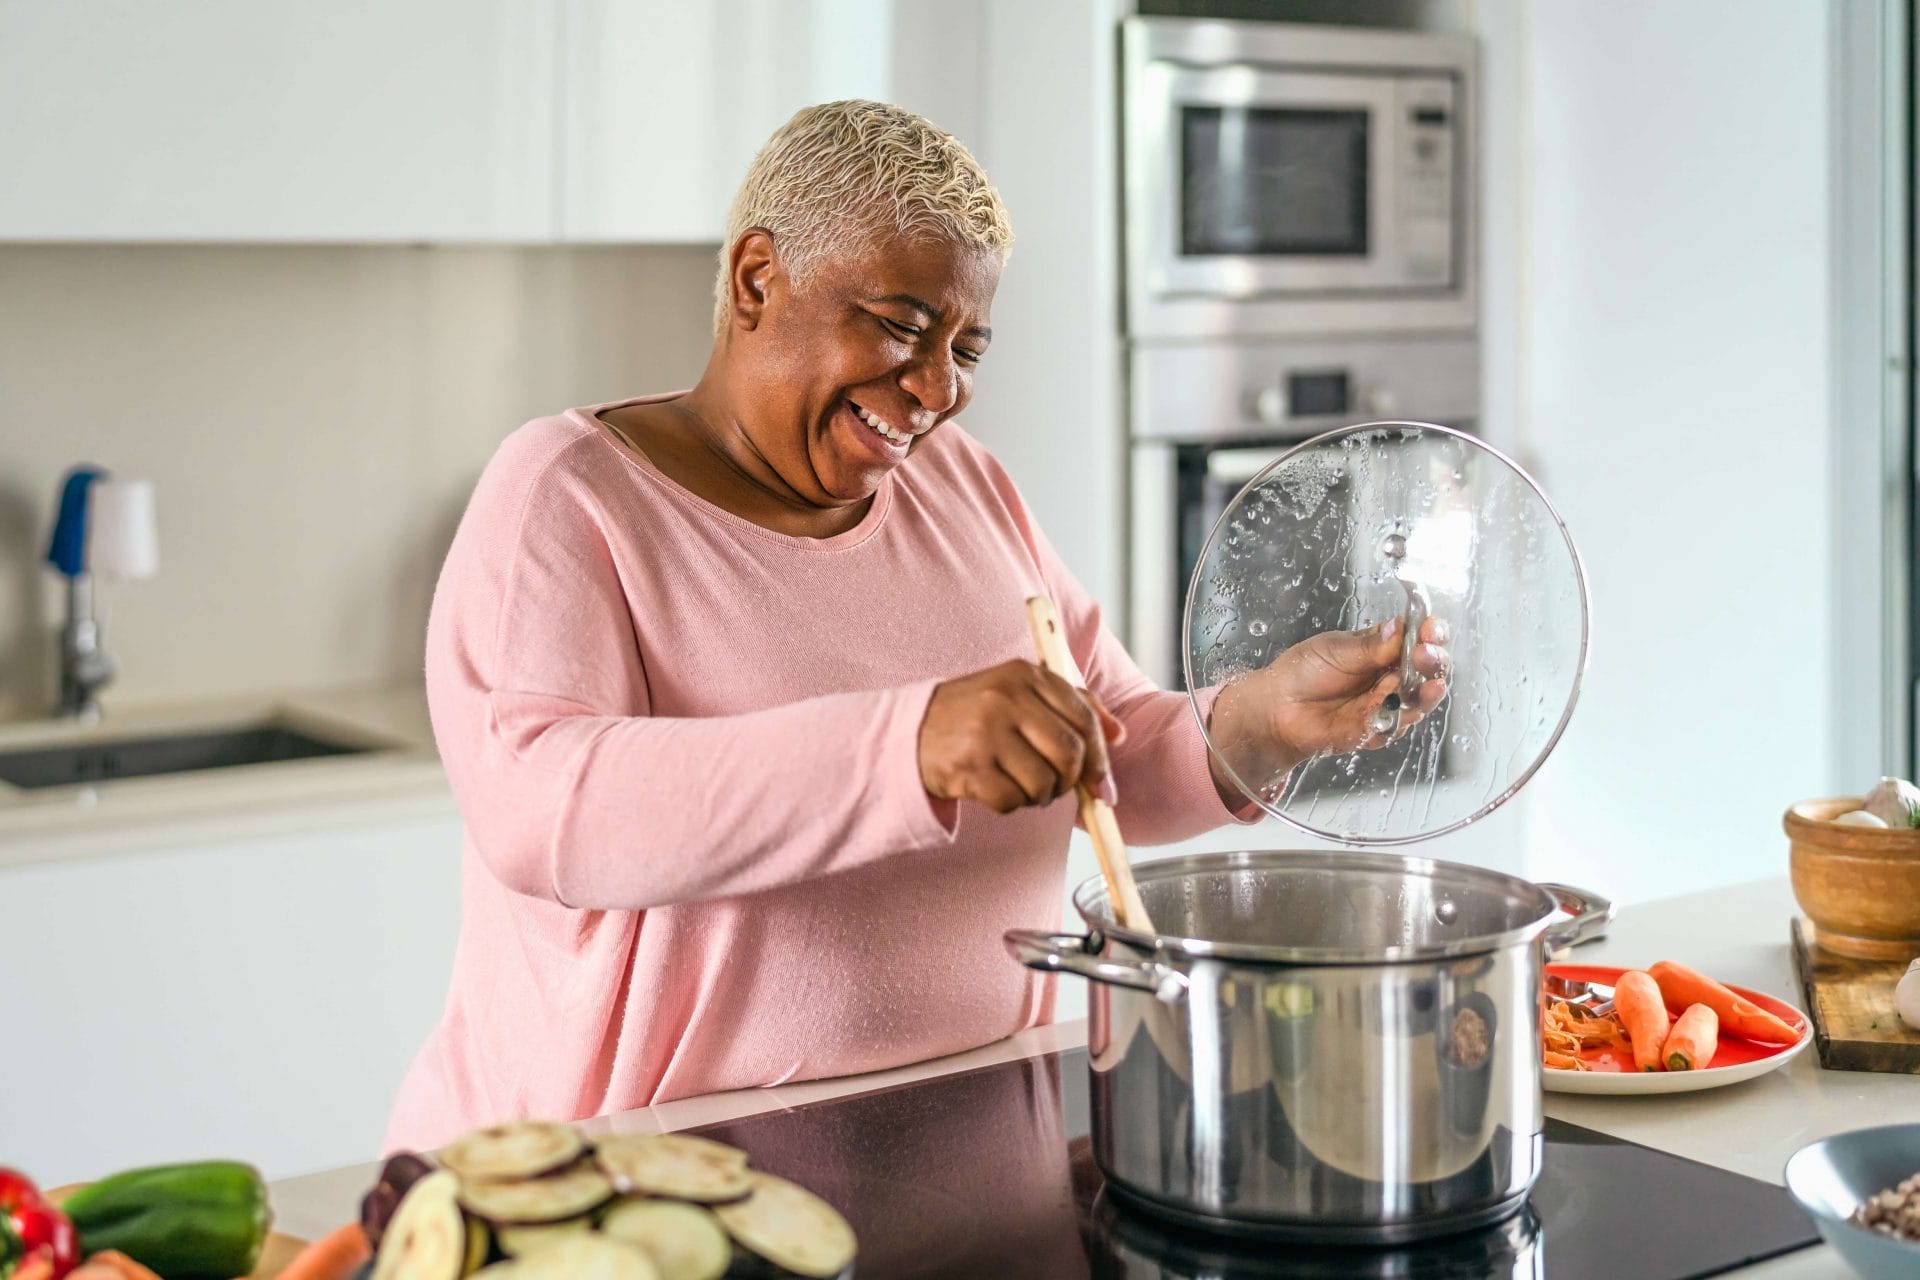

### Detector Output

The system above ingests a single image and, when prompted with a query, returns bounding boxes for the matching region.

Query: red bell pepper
[0,1169,78,1280]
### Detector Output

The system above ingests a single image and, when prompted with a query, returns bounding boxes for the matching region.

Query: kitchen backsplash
[0,243,715,721]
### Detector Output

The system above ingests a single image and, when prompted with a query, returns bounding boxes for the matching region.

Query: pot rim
[1072,849,1562,965]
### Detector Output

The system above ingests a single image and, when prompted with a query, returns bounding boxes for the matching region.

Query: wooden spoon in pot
[1024,595,1155,934]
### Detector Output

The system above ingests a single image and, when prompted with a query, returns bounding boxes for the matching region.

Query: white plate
[1543,1023,1812,1094]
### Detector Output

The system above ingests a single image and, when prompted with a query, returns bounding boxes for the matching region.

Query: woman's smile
[849,398,914,447]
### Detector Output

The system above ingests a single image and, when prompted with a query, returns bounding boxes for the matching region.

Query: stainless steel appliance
[1007,851,1613,1244]
[682,1039,1823,1276]
[1122,18,1477,340]
[1128,333,1479,689]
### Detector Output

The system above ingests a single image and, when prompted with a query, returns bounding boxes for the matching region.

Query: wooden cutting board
[1790,916,1920,1073]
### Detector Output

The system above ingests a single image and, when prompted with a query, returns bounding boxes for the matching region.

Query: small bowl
[1785,797,1920,960]
[1784,1124,1920,1279]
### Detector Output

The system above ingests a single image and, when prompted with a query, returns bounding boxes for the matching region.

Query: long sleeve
[390,403,1233,1150]
[426,430,957,913]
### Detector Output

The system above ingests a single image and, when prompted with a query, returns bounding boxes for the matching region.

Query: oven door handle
[1205,446,1298,486]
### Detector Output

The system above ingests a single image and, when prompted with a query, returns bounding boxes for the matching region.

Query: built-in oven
[1127,333,1480,690]
[1122,17,1476,339]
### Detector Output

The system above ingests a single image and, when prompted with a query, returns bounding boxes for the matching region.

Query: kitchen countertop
[0,684,450,866]
[266,876,1900,1277]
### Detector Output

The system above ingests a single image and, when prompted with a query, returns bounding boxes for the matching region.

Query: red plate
[1545,963,1809,1076]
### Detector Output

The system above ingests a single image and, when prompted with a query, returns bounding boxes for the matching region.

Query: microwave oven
[1122,18,1477,339]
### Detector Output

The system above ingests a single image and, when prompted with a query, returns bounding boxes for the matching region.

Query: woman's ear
[726,229,779,330]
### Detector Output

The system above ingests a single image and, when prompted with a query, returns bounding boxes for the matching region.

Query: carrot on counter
[1613,970,1672,1072]
[1648,960,1801,1045]
[274,1223,371,1280]
[66,1252,161,1280]
[1661,1003,1720,1071]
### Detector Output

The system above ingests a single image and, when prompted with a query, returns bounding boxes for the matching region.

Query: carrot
[11,1253,56,1280]
[1662,1003,1719,1070]
[1613,970,1672,1071]
[67,1252,162,1280]
[1648,960,1801,1045]
[274,1223,371,1280]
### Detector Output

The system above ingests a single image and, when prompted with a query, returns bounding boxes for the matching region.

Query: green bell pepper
[61,1162,270,1280]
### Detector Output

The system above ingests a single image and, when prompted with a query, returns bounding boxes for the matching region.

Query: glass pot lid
[1183,422,1589,845]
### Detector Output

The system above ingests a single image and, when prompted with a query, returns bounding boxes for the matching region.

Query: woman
[385,101,1447,1151]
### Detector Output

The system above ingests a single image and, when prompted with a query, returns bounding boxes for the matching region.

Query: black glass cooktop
[687,1047,1819,1279]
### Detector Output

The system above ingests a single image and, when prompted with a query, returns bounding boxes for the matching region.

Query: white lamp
[89,477,159,582]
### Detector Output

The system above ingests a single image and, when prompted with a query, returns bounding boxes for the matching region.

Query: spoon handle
[1024,596,1155,934]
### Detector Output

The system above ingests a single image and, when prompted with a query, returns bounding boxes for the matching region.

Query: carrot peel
[1661,1002,1719,1070]
[1613,970,1672,1072]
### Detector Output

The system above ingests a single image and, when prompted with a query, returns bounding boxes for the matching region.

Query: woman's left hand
[1206,615,1451,806]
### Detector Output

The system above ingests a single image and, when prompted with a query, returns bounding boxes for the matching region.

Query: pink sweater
[384,396,1234,1152]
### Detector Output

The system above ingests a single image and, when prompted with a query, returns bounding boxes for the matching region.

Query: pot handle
[1003,929,1189,1003]
[1538,882,1615,951]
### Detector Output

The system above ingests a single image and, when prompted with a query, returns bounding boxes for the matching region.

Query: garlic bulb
[1834,809,1891,828]
[1863,777,1920,829]
[1897,959,1920,1031]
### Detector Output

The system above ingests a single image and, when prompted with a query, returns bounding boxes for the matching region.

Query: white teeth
[854,404,911,446]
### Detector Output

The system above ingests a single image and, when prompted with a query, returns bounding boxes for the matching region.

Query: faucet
[44,467,157,721]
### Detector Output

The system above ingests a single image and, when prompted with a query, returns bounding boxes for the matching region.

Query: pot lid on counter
[1183,421,1589,846]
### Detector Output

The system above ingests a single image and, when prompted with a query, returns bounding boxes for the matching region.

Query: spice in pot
[1850,1172,1920,1242]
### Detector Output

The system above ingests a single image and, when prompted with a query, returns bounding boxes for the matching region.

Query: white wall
[1473,1,1836,903]
[929,0,1129,618]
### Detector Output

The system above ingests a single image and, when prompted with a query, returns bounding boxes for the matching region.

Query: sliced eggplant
[482,1234,660,1280]
[458,1163,613,1224]
[594,1135,751,1203]
[493,1217,595,1259]
[713,1174,856,1280]
[463,1218,491,1276]
[373,1170,468,1280]
[363,1152,439,1253]
[600,1200,730,1280]
[440,1122,585,1182]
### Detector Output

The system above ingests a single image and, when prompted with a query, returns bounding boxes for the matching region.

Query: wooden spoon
[1024,595,1155,934]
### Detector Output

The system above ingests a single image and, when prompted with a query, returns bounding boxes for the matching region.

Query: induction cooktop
[686,1047,1819,1279]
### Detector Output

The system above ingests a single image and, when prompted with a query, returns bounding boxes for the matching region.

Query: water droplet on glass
[1248,619,1269,637]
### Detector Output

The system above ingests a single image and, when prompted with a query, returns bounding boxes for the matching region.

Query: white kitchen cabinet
[0,0,556,241]
[0,0,901,244]
[559,0,893,242]
[0,810,463,1185]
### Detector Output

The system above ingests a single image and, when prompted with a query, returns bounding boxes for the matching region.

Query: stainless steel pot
[1005,850,1612,1246]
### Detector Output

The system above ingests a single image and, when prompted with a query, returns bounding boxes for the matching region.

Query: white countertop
[260,876,1907,1275]
[0,684,451,866]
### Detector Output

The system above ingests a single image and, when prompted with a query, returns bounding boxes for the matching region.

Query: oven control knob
[1246,385,1287,425]
[1363,387,1399,417]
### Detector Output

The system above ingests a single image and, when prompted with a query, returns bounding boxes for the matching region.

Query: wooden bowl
[1786,797,1920,959]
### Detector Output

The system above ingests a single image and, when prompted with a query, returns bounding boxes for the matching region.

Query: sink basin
[0,723,376,790]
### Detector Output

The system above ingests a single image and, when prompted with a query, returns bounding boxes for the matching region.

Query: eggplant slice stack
[363,1122,856,1280]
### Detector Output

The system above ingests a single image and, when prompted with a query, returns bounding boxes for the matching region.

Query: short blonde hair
[714,100,1013,331]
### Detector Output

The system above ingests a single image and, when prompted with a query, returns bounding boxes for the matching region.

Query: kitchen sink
[0,723,377,790]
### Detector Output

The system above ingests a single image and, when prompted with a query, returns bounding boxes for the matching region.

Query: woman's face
[733,231,1000,507]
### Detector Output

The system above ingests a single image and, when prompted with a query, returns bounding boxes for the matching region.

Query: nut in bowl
[1785,797,1920,961]
[1784,1123,1920,1280]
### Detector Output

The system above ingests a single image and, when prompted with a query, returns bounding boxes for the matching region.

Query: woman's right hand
[919,661,1124,814]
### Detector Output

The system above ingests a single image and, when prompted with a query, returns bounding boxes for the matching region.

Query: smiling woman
[383,100,1449,1153]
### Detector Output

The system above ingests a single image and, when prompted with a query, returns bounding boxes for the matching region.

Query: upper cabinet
[0,0,896,243]
[0,0,557,241]
[560,0,892,242]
